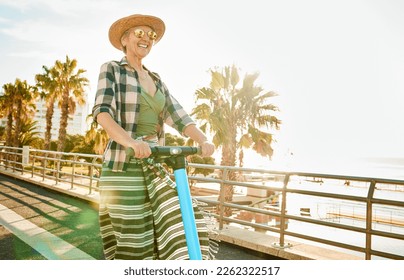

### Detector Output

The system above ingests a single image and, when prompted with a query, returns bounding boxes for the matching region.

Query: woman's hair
[120,30,130,54]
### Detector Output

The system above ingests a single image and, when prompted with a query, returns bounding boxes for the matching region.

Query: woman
[92,14,216,260]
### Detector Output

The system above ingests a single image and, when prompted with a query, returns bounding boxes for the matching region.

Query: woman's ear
[120,31,129,53]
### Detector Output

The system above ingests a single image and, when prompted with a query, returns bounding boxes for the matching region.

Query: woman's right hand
[97,113,152,159]
[129,140,152,159]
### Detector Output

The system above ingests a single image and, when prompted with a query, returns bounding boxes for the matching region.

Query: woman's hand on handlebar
[129,140,151,159]
[200,141,215,157]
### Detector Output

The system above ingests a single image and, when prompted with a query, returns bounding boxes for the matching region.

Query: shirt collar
[120,56,160,83]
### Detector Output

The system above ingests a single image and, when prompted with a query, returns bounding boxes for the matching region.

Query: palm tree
[35,65,60,150]
[191,65,281,216]
[12,79,38,147]
[1,79,37,147]
[0,83,15,147]
[52,56,89,152]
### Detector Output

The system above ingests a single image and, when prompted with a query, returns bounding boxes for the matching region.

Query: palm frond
[195,87,216,101]
[191,103,212,120]
[210,70,225,91]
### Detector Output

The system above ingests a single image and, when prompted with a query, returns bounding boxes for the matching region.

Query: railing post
[21,146,30,175]
[71,155,78,189]
[55,155,60,185]
[12,148,16,173]
[42,152,47,181]
[272,174,292,249]
[31,150,35,178]
[365,180,376,260]
[89,157,97,195]
[218,168,228,230]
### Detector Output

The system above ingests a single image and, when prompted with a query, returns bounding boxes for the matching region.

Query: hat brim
[109,14,165,50]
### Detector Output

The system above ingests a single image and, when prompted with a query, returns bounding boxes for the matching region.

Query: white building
[34,98,90,140]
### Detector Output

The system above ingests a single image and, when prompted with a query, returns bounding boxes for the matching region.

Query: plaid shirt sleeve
[92,62,117,122]
[92,60,131,171]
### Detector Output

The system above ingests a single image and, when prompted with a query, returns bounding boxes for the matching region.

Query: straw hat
[108,14,165,50]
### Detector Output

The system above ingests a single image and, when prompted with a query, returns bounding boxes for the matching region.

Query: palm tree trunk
[5,113,13,169]
[219,131,238,217]
[57,89,69,152]
[44,97,55,150]
[13,100,22,148]
[13,100,23,170]
[5,113,13,147]
[239,149,244,167]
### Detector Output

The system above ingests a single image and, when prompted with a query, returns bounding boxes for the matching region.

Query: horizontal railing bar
[370,198,404,208]
[285,189,368,202]
[188,163,404,185]
[368,228,404,240]
[188,175,284,191]
[284,230,366,254]
[368,249,404,260]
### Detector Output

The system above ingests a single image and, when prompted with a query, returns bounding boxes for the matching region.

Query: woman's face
[122,25,157,59]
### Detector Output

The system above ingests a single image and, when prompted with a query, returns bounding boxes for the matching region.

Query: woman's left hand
[200,141,215,157]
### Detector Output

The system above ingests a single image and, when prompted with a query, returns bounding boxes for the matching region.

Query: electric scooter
[126,146,202,260]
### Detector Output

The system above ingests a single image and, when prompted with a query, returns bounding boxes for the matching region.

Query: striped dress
[98,158,216,260]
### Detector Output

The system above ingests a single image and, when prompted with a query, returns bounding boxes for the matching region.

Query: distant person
[92,14,215,260]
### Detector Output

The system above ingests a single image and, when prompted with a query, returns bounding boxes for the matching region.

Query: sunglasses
[133,28,158,40]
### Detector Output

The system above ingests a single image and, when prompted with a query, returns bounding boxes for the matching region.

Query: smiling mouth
[138,43,148,48]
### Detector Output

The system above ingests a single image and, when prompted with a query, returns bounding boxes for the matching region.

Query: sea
[242,151,404,181]
[212,151,404,259]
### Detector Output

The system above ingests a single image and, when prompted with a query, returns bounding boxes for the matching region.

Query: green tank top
[136,87,166,136]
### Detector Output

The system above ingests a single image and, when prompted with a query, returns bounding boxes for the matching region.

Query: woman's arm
[97,112,151,158]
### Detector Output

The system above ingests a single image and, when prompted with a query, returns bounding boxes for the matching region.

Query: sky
[1,0,404,174]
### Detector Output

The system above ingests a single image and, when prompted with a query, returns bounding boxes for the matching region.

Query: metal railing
[1,145,404,260]
[188,164,404,260]
[0,146,103,194]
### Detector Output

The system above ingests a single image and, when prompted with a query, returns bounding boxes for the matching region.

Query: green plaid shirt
[92,57,195,171]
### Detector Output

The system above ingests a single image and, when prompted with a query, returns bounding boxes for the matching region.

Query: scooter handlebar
[126,146,202,158]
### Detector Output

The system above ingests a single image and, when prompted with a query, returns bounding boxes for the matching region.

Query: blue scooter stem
[174,168,203,260]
